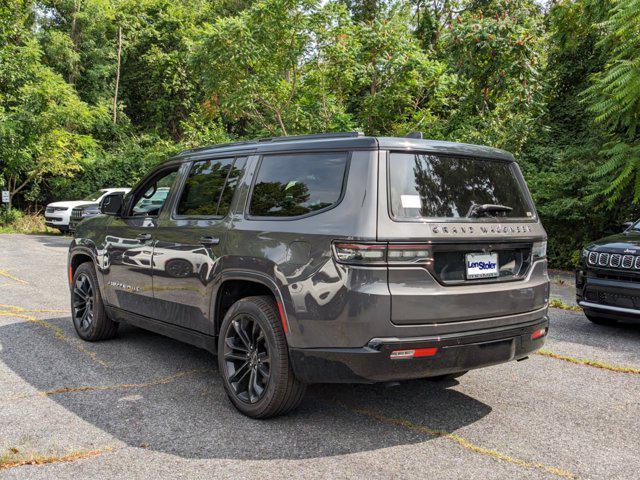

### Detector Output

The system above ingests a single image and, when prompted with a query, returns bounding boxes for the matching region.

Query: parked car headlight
[532,240,547,260]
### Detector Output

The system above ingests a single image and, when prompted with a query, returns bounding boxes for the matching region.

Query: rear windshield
[389,153,532,220]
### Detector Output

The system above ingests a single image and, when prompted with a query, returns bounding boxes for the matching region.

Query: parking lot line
[0,304,68,315]
[0,446,116,471]
[536,349,640,374]
[2,368,214,402]
[0,269,29,285]
[0,304,107,368]
[336,401,580,479]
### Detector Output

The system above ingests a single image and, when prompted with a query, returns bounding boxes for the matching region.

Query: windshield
[82,190,106,202]
[389,153,533,220]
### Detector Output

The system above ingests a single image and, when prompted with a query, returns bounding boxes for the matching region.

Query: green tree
[519,0,625,267]
[0,4,102,204]
[440,0,545,153]
[583,0,640,204]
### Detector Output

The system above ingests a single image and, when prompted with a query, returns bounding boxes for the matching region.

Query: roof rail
[257,131,364,143]
[177,131,365,156]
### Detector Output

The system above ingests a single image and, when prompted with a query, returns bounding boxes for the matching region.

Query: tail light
[333,243,386,265]
[531,327,547,340]
[333,242,433,266]
[532,240,547,260]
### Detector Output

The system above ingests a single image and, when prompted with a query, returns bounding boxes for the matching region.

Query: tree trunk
[113,26,123,124]
[69,0,82,84]
[274,111,287,136]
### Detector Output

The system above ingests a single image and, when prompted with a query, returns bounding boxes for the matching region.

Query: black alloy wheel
[217,296,306,418]
[70,262,119,341]
[223,315,271,404]
[73,272,95,333]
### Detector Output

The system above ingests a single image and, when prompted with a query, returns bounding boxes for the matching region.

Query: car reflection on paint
[122,244,217,280]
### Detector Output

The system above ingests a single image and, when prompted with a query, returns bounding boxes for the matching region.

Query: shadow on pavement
[549,309,640,355]
[30,234,72,249]
[1,317,491,461]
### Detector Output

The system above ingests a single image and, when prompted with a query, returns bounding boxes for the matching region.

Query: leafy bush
[0,207,23,225]
[0,212,55,234]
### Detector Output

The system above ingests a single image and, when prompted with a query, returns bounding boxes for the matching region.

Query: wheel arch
[213,272,289,338]
[68,246,98,288]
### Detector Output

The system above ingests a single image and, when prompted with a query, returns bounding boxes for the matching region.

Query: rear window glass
[249,152,348,217]
[176,157,245,217]
[389,153,532,220]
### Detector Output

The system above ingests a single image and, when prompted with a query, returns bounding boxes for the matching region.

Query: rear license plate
[465,252,499,279]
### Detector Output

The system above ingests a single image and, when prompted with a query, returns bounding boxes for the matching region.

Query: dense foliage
[1,0,639,267]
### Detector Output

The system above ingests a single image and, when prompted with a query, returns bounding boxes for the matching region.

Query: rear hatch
[377,150,548,326]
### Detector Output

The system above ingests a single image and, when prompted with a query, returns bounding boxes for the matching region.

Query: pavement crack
[333,400,580,479]
[3,368,214,401]
[536,349,640,374]
[0,446,116,470]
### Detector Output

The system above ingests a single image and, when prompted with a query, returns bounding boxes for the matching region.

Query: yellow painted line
[0,269,29,285]
[0,446,115,470]
[0,305,106,368]
[336,402,579,479]
[0,304,68,314]
[536,349,640,374]
[4,368,213,401]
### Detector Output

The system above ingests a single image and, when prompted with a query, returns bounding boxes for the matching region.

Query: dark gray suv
[68,132,550,418]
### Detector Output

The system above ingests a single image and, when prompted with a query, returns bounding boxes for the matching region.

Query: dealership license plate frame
[465,252,499,280]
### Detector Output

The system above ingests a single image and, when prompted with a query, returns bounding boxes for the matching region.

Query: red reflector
[69,266,73,284]
[390,347,438,359]
[531,328,547,340]
[276,300,288,334]
[414,347,438,357]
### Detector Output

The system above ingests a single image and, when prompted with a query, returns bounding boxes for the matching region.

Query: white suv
[45,188,130,232]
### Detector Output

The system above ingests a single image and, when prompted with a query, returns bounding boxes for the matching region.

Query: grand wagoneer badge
[430,224,534,235]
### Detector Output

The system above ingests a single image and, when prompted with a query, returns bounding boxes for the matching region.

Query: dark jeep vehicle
[577,219,640,325]
[68,132,550,418]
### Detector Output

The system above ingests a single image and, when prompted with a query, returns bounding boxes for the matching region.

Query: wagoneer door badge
[107,280,141,292]
[430,224,534,235]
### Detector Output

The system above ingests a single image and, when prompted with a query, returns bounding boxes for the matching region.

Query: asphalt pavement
[0,234,639,479]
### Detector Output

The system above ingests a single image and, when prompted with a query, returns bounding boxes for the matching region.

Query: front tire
[71,262,118,341]
[218,296,306,418]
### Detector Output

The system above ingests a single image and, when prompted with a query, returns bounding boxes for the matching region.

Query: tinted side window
[176,158,237,216]
[249,152,348,217]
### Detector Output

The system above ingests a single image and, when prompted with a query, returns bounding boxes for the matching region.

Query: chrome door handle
[200,236,220,246]
[137,233,152,242]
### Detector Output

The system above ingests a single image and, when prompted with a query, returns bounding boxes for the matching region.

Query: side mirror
[100,193,124,216]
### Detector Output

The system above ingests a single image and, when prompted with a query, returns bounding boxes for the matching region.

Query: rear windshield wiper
[466,203,513,218]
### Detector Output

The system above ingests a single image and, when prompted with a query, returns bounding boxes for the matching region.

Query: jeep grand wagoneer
[68,132,550,418]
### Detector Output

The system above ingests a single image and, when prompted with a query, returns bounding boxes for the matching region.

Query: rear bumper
[290,317,548,383]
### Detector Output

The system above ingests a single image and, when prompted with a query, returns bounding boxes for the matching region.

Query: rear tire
[585,312,618,326]
[218,295,306,418]
[427,371,468,382]
[71,262,118,341]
